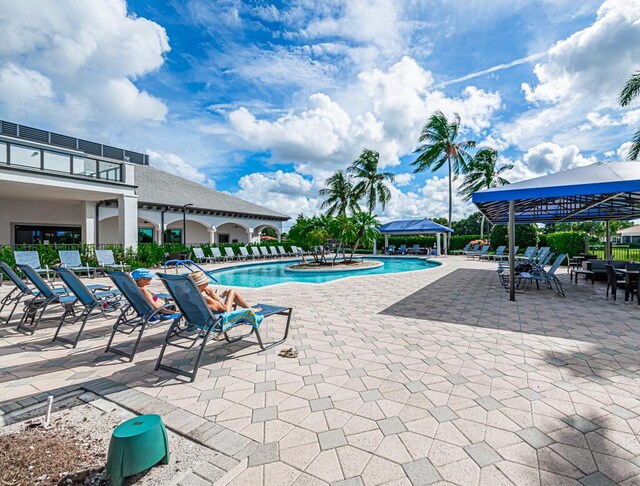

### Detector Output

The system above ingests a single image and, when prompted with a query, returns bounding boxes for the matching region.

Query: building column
[118,194,138,251]
[277,230,281,243]
[436,233,441,256]
[84,201,97,245]
[247,228,254,244]
[373,238,377,255]
[384,235,389,250]
[208,226,217,244]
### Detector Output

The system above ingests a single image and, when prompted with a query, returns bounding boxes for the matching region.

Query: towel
[220,308,264,333]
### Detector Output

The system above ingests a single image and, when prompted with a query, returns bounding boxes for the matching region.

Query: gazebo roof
[378,219,454,234]
[472,162,640,224]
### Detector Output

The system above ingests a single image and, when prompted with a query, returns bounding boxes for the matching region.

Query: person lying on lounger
[131,268,177,315]
[189,270,260,313]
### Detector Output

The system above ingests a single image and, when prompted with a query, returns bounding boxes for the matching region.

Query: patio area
[1,256,640,485]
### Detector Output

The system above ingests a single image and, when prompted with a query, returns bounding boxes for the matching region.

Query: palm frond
[629,127,640,160]
[620,69,640,107]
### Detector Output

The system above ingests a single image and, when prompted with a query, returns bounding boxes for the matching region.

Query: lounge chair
[516,246,536,263]
[408,244,421,255]
[59,250,101,278]
[14,250,52,281]
[51,267,121,347]
[278,246,291,257]
[463,244,479,256]
[520,254,567,297]
[155,273,293,381]
[104,271,181,361]
[397,244,407,255]
[269,246,280,258]
[385,245,396,255]
[224,247,237,261]
[239,247,251,260]
[484,246,505,261]
[260,246,271,258]
[469,245,489,260]
[454,244,471,256]
[211,248,224,262]
[251,246,263,259]
[95,249,130,271]
[192,247,216,264]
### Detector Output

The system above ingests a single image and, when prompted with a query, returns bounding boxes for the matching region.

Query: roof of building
[378,219,454,234]
[617,225,640,235]
[134,164,289,221]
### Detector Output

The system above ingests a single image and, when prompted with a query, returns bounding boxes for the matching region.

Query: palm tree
[319,170,359,217]
[348,149,395,215]
[349,212,380,260]
[460,148,513,238]
[619,68,640,160]
[411,111,476,248]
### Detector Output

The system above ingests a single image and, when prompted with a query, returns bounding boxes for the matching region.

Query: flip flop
[279,348,298,358]
[213,333,226,341]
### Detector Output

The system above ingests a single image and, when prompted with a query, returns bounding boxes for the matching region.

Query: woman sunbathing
[131,268,176,315]
[189,270,260,313]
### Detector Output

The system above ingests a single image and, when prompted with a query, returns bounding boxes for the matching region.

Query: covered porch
[376,218,454,255]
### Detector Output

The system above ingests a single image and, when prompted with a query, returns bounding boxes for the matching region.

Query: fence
[588,245,640,261]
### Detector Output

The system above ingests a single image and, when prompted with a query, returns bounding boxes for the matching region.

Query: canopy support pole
[384,235,388,252]
[605,221,611,261]
[373,238,377,256]
[508,200,516,302]
[436,233,441,256]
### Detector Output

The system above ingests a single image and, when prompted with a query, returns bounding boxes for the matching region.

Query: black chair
[605,264,627,300]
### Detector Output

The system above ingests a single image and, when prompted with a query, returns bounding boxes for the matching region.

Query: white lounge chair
[251,246,263,259]
[95,249,130,271]
[192,247,216,264]
[269,246,280,258]
[14,250,52,280]
[59,250,101,278]
[224,247,237,261]
[211,248,224,262]
[239,247,250,260]
[278,246,290,257]
[259,247,271,258]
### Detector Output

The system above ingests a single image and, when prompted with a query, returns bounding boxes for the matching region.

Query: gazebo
[376,219,454,256]
[472,162,640,301]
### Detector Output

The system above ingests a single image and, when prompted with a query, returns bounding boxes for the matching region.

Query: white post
[436,233,441,256]
[508,200,516,302]
[605,221,611,260]
[209,226,217,244]
[277,230,281,243]
[373,238,377,255]
[247,228,253,245]
[84,201,96,245]
[118,194,138,251]
[156,224,164,244]
[384,235,388,251]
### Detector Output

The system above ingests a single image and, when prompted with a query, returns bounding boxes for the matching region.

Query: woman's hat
[190,270,210,287]
[131,268,156,280]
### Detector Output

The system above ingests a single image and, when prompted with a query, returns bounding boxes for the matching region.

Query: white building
[616,225,640,244]
[0,120,289,250]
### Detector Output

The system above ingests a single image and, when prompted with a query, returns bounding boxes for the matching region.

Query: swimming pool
[209,257,441,288]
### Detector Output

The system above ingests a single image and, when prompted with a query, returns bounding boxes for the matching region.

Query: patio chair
[260,246,271,258]
[104,271,181,361]
[278,246,291,257]
[605,265,628,301]
[192,247,216,264]
[516,247,536,263]
[463,244,480,257]
[95,249,130,272]
[269,246,280,258]
[51,267,121,347]
[14,250,52,281]
[239,247,251,260]
[155,273,293,382]
[385,245,396,255]
[211,247,224,262]
[59,250,101,278]
[224,247,237,261]
[250,246,263,259]
[521,253,567,297]
[409,244,421,255]
[397,244,407,255]
[470,245,489,260]
[484,246,505,261]
[456,244,471,255]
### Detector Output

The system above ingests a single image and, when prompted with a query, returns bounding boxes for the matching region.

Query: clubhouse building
[0,120,289,250]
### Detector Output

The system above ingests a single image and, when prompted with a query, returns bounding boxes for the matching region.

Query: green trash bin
[107,414,170,486]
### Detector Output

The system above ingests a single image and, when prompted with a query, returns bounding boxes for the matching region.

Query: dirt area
[288,259,382,271]
[0,394,225,486]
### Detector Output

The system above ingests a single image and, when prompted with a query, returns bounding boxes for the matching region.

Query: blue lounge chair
[51,267,121,347]
[155,273,293,381]
[397,245,407,255]
[463,244,480,256]
[95,249,130,272]
[516,246,536,262]
[521,254,567,296]
[104,271,181,361]
[483,246,505,261]
[470,245,489,260]
[385,245,396,255]
[14,250,52,281]
[59,250,101,278]
[456,244,471,255]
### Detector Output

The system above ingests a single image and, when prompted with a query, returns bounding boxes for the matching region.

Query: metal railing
[588,245,634,261]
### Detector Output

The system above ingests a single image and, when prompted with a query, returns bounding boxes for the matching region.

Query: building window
[43,150,71,173]
[73,157,98,178]
[138,228,154,243]
[14,225,81,245]
[218,234,230,244]
[99,160,121,181]
[10,144,41,169]
[164,229,182,243]
[0,142,7,164]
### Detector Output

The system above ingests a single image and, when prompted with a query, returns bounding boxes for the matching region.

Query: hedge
[489,224,538,250]
[375,235,482,251]
[545,231,587,258]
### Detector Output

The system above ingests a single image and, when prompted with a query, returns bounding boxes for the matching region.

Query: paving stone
[338,353,355,361]
[248,442,280,466]
[604,404,638,420]
[487,348,505,356]
[331,478,364,486]
[193,461,225,482]
[178,473,212,485]
[255,381,276,393]
[475,396,503,411]
[547,358,567,367]
[319,429,348,450]
[483,369,505,378]
[579,472,617,486]
[555,381,579,392]
[446,374,468,385]
[403,458,441,485]
[311,397,334,412]
[405,381,428,393]
[423,358,442,366]
[377,416,407,436]
[387,363,406,371]
[252,406,278,423]
[464,441,501,467]
[516,388,543,401]
[299,357,317,366]
[208,368,230,377]
[304,375,324,385]
[360,389,383,402]
[429,406,458,423]
[199,389,223,401]
[373,349,390,356]
[348,369,367,379]
[516,427,554,449]
[585,375,613,386]
[515,363,537,372]
[562,415,600,433]
[257,362,275,371]
[206,428,253,456]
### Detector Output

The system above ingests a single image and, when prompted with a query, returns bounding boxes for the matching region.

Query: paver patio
[1,256,640,485]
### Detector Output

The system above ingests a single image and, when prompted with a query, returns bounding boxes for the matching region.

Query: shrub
[489,224,538,250]
[546,231,587,258]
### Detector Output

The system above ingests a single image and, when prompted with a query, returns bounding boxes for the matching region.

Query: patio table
[615,269,639,302]
[572,268,594,284]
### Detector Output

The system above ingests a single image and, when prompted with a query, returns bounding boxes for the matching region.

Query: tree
[459,148,512,239]
[319,170,359,217]
[432,217,449,227]
[451,212,483,235]
[348,149,395,214]
[490,224,538,251]
[411,111,476,248]
[350,212,380,260]
[619,68,640,160]
[329,215,356,263]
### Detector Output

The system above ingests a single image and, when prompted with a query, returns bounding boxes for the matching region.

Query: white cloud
[523,142,596,173]
[394,173,415,187]
[147,150,214,187]
[0,0,170,128]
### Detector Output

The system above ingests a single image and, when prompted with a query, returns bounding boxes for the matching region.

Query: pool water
[209,257,440,288]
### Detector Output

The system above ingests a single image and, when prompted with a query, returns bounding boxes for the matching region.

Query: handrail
[163,259,221,284]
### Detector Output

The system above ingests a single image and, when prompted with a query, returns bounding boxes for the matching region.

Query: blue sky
[1,0,639,226]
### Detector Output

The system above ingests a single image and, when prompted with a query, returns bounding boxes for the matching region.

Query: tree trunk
[350,238,360,261]
[480,214,485,239]
[447,157,452,253]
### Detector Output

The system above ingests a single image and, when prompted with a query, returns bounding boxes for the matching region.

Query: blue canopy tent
[472,162,640,300]
[376,219,454,255]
